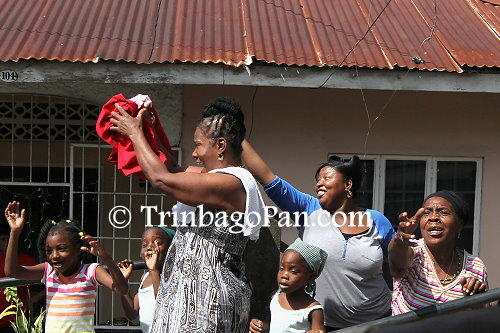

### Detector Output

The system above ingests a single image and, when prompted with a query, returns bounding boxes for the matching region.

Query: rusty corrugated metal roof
[0,0,498,72]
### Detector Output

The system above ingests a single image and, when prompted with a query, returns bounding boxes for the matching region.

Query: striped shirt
[42,262,99,333]
[392,239,488,315]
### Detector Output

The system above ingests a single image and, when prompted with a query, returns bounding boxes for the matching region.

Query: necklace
[439,249,462,285]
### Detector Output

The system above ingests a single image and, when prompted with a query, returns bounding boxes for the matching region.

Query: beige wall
[180,85,500,288]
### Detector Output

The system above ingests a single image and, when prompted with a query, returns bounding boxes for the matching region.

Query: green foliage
[0,287,45,333]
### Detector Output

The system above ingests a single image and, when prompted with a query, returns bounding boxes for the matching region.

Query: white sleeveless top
[138,272,156,333]
[269,291,323,333]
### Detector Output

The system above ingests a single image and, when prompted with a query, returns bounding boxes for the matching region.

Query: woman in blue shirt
[242,140,395,331]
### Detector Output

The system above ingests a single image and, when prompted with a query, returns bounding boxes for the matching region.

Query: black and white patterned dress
[150,168,265,333]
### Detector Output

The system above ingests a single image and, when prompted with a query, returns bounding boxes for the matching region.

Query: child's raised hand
[4,201,26,232]
[118,259,134,280]
[145,241,160,271]
[80,235,110,259]
[249,318,263,333]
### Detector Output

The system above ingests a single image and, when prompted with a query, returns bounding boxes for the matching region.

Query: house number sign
[1,71,19,82]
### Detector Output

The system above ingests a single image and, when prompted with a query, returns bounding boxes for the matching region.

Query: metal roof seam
[240,0,253,66]
[148,0,163,64]
[467,0,500,38]
[355,0,393,70]
[0,0,498,70]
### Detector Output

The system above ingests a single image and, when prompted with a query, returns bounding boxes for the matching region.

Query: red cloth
[0,252,38,328]
[96,94,173,179]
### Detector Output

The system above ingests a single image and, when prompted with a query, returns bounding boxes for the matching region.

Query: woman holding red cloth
[109,97,266,333]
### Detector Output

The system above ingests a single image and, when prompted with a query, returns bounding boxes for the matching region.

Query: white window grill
[0,94,178,330]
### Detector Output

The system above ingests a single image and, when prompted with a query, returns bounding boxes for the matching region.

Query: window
[334,155,482,255]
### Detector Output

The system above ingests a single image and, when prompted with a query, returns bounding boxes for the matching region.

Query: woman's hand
[461,276,487,296]
[395,208,425,246]
[4,201,26,233]
[109,103,146,138]
[249,318,264,333]
[118,259,134,280]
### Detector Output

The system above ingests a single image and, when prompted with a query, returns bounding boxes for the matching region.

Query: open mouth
[317,190,326,198]
[427,226,444,236]
[52,262,63,268]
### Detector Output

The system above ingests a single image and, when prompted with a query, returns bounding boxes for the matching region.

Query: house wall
[180,85,500,288]
[0,82,183,145]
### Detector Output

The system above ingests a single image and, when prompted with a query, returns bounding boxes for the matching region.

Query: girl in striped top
[389,191,488,315]
[4,201,129,333]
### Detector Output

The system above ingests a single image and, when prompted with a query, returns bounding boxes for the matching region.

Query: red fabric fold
[96,94,173,180]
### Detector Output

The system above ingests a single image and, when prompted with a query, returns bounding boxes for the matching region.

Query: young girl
[118,227,174,333]
[249,238,328,333]
[3,201,128,333]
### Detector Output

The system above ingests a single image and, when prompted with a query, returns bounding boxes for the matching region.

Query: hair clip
[51,220,57,225]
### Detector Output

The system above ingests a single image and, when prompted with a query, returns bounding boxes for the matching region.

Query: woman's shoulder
[366,209,389,222]
[366,209,395,235]
[463,250,487,270]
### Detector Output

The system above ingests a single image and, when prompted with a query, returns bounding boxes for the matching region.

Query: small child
[3,201,129,333]
[118,227,174,333]
[249,238,328,333]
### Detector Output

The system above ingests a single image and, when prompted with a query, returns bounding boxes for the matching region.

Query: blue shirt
[264,176,395,328]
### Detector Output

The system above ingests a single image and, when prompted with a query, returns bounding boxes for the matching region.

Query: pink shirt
[42,262,99,332]
[392,239,488,315]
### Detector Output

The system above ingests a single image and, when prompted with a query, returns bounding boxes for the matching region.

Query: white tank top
[138,272,156,333]
[269,291,323,333]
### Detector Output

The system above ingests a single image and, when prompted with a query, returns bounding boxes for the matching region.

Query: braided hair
[36,218,92,263]
[315,155,363,197]
[197,97,246,155]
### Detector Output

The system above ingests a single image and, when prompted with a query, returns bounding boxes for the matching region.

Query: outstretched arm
[4,202,44,280]
[83,235,129,295]
[388,209,424,278]
[118,259,139,320]
[241,140,276,186]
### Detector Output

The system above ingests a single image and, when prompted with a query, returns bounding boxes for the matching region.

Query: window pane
[384,160,426,226]
[355,160,374,209]
[437,161,477,253]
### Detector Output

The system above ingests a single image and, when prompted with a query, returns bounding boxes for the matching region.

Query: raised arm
[110,105,244,212]
[118,259,139,320]
[144,241,162,297]
[162,147,204,174]
[4,202,45,280]
[388,209,424,278]
[82,235,129,295]
[241,140,276,186]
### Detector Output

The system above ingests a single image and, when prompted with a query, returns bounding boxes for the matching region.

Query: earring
[346,190,353,199]
[218,154,224,161]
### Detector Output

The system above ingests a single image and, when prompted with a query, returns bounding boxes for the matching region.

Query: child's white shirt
[138,271,155,333]
[269,291,323,333]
